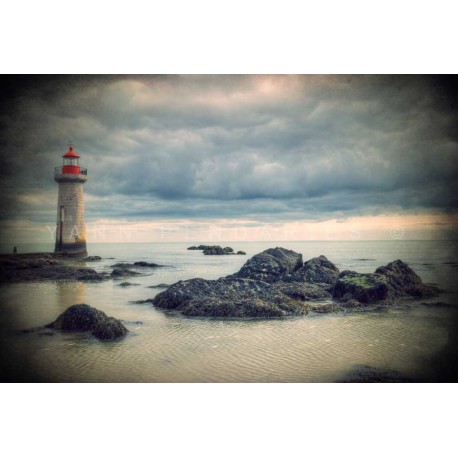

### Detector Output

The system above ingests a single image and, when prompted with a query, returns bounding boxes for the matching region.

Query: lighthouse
[54,144,88,257]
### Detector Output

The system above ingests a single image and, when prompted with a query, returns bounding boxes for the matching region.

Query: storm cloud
[0,75,457,240]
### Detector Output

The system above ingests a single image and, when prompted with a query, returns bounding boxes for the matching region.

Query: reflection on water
[1,240,457,382]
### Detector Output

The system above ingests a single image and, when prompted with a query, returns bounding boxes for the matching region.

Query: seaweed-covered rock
[153,277,308,318]
[333,271,389,303]
[47,304,128,340]
[293,255,340,285]
[236,247,303,283]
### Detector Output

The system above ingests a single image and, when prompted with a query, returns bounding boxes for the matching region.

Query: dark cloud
[0,75,457,233]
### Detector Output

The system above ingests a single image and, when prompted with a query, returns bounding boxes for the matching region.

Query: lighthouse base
[54,241,87,258]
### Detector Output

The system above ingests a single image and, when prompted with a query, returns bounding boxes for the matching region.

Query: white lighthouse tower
[54,144,88,257]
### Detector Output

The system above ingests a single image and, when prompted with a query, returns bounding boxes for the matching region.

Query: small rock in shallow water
[46,304,128,341]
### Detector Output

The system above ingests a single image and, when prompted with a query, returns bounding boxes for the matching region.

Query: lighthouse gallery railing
[54,166,87,177]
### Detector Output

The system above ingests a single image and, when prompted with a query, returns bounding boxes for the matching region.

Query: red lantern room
[62,144,81,174]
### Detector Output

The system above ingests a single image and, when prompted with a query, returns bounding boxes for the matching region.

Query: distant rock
[111,261,164,268]
[187,245,246,255]
[82,256,102,262]
[147,283,170,288]
[110,267,141,278]
[117,281,140,287]
[46,303,128,341]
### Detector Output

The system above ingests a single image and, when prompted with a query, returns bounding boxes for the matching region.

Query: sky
[0,74,457,243]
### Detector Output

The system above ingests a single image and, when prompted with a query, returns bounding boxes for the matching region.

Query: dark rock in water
[111,261,164,268]
[188,245,245,255]
[82,256,102,262]
[76,268,105,281]
[203,245,225,255]
[337,365,419,383]
[153,277,308,318]
[236,247,303,283]
[47,304,128,340]
[290,255,340,285]
[0,254,105,283]
[92,317,128,341]
[110,267,141,278]
[187,245,217,251]
[375,259,440,298]
[47,303,107,332]
[333,260,440,303]
[333,271,389,303]
[129,299,154,304]
[117,282,140,287]
[147,283,170,288]
[237,251,246,255]
[202,245,238,255]
[133,261,164,268]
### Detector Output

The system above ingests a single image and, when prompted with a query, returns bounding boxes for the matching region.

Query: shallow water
[1,241,457,382]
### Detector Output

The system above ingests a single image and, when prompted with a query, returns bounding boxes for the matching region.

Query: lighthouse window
[64,158,78,166]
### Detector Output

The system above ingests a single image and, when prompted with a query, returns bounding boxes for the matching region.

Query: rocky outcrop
[0,254,105,283]
[151,248,441,318]
[46,303,128,341]
[117,282,140,287]
[187,245,246,255]
[236,247,303,283]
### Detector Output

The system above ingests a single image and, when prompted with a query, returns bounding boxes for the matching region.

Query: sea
[1,240,457,382]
